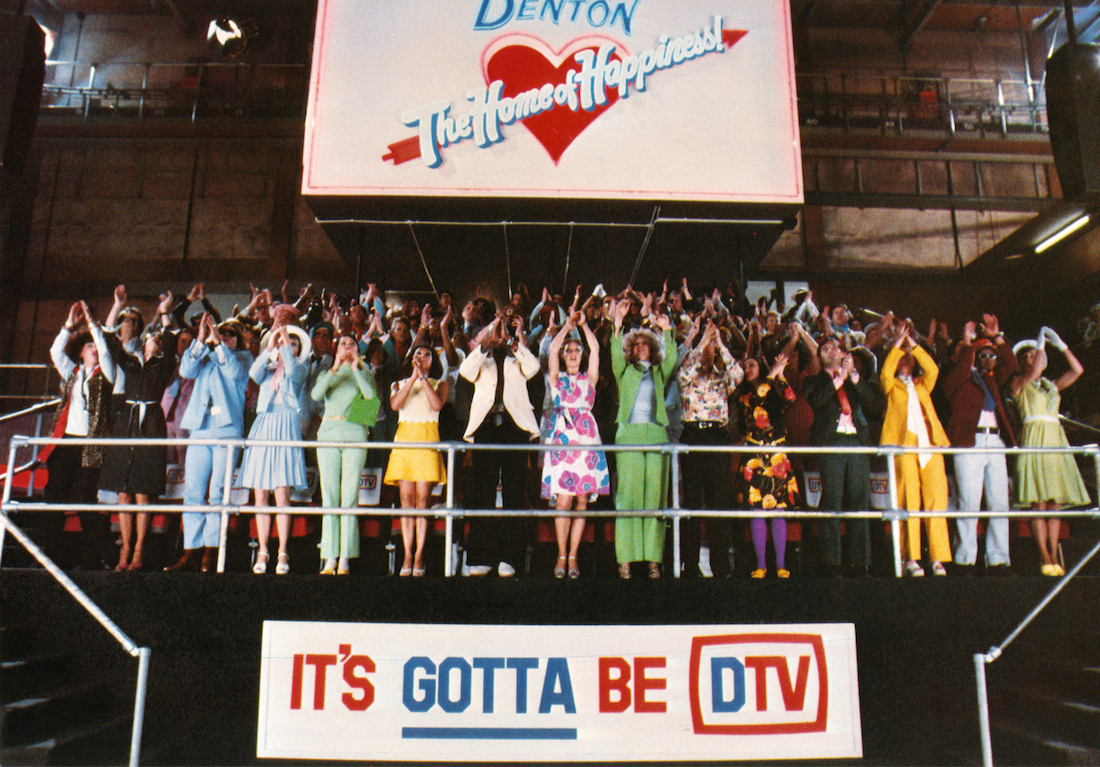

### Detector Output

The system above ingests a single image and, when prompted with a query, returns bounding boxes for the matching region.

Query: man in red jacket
[942,314,1016,573]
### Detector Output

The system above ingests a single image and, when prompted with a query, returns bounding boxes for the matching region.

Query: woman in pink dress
[541,311,609,579]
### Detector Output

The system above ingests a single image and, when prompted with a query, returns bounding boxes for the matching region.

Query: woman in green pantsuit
[610,300,676,578]
[311,333,378,574]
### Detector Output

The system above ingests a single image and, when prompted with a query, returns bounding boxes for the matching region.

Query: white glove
[1044,326,1068,351]
[1037,328,1047,351]
[592,283,606,298]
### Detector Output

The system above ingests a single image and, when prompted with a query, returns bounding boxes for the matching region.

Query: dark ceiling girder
[897,0,944,50]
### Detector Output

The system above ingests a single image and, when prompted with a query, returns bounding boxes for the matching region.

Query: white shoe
[466,565,492,576]
[905,560,925,577]
[498,562,516,577]
[931,561,947,576]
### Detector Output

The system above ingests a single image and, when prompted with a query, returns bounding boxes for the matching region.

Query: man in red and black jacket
[942,313,1016,573]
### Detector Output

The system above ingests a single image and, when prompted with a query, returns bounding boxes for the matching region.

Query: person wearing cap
[610,299,676,579]
[942,314,1017,574]
[1010,326,1089,576]
[42,300,116,569]
[240,321,311,575]
[168,312,252,572]
[98,291,177,571]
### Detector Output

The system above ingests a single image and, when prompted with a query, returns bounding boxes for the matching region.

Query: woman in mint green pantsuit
[311,334,378,574]
[610,300,676,579]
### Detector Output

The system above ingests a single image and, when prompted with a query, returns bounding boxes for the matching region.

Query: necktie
[835,379,852,415]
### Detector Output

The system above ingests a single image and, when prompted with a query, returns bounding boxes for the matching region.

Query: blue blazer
[178,339,252,434]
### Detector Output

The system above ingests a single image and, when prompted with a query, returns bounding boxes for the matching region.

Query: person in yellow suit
[880,323,952,576]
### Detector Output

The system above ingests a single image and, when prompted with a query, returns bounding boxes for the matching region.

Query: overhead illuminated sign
[302,0,803,203]
[257,622,861,761]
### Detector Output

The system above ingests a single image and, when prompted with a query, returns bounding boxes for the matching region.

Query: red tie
[835,378,852,416]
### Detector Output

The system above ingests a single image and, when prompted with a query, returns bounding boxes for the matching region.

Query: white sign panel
[257,622,861,762]
[303,0,803,203]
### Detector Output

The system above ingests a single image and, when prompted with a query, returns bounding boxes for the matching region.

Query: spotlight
[207,17,258,57]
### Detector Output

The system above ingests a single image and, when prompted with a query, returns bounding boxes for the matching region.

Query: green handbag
[347,391,381,426]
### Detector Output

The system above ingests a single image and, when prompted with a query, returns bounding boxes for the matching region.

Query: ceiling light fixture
[1035,214,1091,253]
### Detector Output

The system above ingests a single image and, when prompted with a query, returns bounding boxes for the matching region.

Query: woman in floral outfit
[734,353,799,578]
[541,311,609,578]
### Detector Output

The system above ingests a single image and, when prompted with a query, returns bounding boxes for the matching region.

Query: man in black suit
[804,337,879,575]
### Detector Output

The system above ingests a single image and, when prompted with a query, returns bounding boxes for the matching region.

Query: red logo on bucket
[688,633,828,735]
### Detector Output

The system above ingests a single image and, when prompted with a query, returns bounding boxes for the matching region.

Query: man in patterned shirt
[677,320,743,577]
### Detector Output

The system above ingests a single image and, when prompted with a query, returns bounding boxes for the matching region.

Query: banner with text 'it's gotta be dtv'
[256,622,861,762]
[302,0,802,203]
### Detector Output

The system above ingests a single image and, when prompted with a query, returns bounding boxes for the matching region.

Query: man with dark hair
[942,314,1016,573]
[804,337,878,575]
[44,301,115,569]
[677,320,742,577]
[459,313,541,576]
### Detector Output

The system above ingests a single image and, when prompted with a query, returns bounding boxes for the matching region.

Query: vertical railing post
[129,646,151,767]
[670,443,682,579]
[885,447,903,577]
[216,441,236,573]
[444,444,455,577]
[0,440,19,568]
[974,653,994,767]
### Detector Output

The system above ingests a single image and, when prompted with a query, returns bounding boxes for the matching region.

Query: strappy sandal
[252,551,269,575]
[567,556,580,580]
[648,562,661,579]
[554,556,567,579]
[275,553,290,575]
[618,562,631,579]
[127,548,144,571]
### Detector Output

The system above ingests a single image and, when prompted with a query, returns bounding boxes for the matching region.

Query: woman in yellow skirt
[384,342,449,576]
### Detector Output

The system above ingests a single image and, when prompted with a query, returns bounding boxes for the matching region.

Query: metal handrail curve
[0,517,149,767]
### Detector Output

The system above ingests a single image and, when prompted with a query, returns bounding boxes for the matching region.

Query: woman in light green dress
[1011,327,1088,576]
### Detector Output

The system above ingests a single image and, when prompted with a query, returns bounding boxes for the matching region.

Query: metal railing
[4,434,1098,579]
[0,363,59,405]
[40,60,309,122]
[0,463,150,766]
[4,433,1098,765]
[796,72,1047,138]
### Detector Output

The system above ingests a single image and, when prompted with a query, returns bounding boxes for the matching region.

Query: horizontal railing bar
[0,398,61,423]
[10,434,1099,457]
[4,501,1095,521]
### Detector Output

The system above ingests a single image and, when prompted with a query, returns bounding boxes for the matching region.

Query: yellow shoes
[750,568,766,579]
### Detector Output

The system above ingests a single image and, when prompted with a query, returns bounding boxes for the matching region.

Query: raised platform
[2,568,1099,766]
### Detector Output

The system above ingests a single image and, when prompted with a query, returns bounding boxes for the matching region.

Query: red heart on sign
[483,36,624,164]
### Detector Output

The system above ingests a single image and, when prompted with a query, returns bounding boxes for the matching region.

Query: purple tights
[751,518,788,570]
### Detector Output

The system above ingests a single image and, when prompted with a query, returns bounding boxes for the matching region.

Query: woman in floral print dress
[734,353,799,578]
[541,311,609,579]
